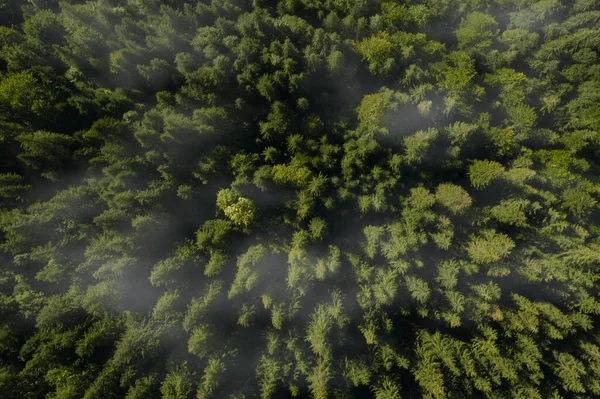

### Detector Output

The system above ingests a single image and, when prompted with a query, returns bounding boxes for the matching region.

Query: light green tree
[435,183,472,214]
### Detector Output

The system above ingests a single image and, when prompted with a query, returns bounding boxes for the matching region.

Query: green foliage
[490,198,529,226]
[216,188,239,212]
[408,186,435,210]
[188,325,213,359]
[215,188,256,229]
[309,217,327,240]
[403,128,438,165]
[1,2,600,399]
[204,250,228,277]
[23,10,66,46]
[455,12,499,55]
[553,352,586,393]
[561,186,597,216]
[467,230,515,264]
[438,51,477,96]
[0,173,31,200]
[228,244,267,299]
[436,260,460,290]
[373,375,401,399]
[224,197,256,229]
[126,376,157,399]
[343,358,371,387]
[356,89,395,134]
[354,31,394,74]
[16,131,75,171]
[0,70,58,121]
[435,183,472,214]
[405,276,431,303]
[272,163,312,186]
[196,219,233,249]
[469,159,505,189]
[160,363,193,399]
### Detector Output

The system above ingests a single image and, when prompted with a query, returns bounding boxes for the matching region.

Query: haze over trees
[1,0,600,398]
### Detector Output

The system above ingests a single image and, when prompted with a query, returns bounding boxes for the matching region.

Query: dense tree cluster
[1,0,600,398]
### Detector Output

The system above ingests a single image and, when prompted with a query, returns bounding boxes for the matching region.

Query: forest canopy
[1,0,600,398]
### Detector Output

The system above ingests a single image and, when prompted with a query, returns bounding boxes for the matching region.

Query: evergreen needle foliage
[1,0,600,398]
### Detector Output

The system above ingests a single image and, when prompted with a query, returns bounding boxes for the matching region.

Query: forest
[1,0,600,397]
